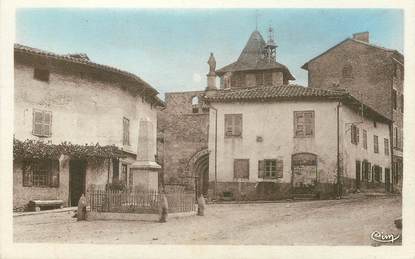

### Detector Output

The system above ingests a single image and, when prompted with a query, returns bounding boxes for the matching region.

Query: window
[264,72,272,85]
[392,89,397,110]
[255,73,264,86]
[34,68,50,82]
[401,94,404,113]
[23,160,59,187]
[192,96,199,113]
[294,111,314,138]
[225,114,242,137]
[373,121,377,128]
[393,126,402,149]
[384,138,389,155]
[123,117,130,146]
[258,159,283,179]
[342,64,353,78]
[374,135,379,153]
[363,129,367,149]
[234,159,249,179]
[351,125,359,145]
[32,109,52,137]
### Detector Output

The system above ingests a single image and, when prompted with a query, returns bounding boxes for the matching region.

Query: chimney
[352,32,369,43]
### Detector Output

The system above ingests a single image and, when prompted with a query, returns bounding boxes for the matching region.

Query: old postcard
[1,1,414,259]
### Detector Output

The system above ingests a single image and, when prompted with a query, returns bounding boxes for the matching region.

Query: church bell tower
[263,25,277,62]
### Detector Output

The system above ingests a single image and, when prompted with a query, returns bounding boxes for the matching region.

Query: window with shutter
[225,114,242,137]
[374,135,379,153]
[234,159,249,179]
[363,129,367,149]
[32,109,52,137]
[123,117,130,145]
[384,138,389,155]
[258,160,265,178]
[294,111,314,138]
[276,159,283,178]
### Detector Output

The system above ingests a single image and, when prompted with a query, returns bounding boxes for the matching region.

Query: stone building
[13,44,163,210]
[301,32,404,191]
[158,29,395,201]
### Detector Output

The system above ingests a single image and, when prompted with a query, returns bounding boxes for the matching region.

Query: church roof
[216,30,295,80]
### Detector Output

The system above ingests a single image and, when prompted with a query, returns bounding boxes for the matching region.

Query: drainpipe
[337,101,342,199]
[209,104,218,200]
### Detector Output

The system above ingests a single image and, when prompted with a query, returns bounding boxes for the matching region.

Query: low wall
[87,210,196,221]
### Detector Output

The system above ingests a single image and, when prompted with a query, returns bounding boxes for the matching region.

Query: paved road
[14,196,401,245]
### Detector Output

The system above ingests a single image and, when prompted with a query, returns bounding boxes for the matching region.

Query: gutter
[208,104,218,200]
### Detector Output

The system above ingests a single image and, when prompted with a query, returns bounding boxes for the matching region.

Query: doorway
[355,160,361,189]
[292,153,318,194]
[385,168,391,192]
[194,154,209,198]
[69,160,87,206]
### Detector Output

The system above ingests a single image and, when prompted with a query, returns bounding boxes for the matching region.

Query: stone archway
[186,148,209,197]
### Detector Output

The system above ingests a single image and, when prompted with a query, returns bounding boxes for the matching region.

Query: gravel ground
[13,196,402,245]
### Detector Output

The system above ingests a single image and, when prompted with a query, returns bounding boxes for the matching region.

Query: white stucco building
[13,44,164,210]
[205,85,392,200]
[202,29,393,200]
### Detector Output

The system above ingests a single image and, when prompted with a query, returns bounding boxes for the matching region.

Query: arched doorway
[194,154,209,197]
[186,148,209,198]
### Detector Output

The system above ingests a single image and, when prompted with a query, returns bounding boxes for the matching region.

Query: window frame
[22,160,59,188]
[351,124,359,145]
[384,138,390,156]
[374,135,379,154]
[362,129,368,150]
[342,64,353,79]
[224,114,243,137]
[32,109,52,137]
[294,111,315,138]
[123,117,130,146]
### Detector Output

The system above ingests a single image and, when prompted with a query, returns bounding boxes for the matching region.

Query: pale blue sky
[16,9,403,97]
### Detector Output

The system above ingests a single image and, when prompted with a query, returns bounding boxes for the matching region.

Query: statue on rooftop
[207,53,216,75]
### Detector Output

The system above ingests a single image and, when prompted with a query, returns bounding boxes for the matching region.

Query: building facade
[13,44,163,210]
[301,32,404,192]
[205,85,392,200]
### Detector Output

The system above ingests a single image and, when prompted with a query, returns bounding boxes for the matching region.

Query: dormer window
[342,64,353,79]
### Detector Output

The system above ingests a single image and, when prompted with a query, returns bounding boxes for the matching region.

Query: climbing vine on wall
[13,138,126,161]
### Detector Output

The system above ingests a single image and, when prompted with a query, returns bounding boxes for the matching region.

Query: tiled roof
[205,84,391,122]
[216,31,295,80]
[14,44,164,107]
[205,84,346,102]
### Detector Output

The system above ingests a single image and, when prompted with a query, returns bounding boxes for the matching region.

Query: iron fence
[87,188,196,214]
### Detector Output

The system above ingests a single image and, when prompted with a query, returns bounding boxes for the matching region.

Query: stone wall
[157,91,209,191]
[306,39,395,119]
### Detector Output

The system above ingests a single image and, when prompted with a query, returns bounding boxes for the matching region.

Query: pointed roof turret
[237,30,266,65]
[216,30,295,81]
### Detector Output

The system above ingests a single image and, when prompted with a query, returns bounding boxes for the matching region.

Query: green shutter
[276,159,283,178]
[258,160,264,178]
